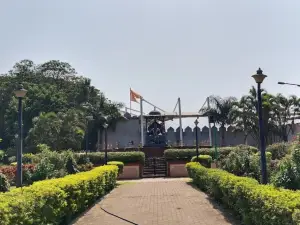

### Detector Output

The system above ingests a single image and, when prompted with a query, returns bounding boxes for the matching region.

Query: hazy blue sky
[1,0,300,128]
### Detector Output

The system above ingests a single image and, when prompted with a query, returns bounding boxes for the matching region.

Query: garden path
[72,178,238,225]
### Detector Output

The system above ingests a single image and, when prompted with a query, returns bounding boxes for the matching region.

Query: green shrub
[7,156,16,164]
[76,151,145,165]
[9,162,17,166]
[77,163,94,172]
[272,147,300,190]
[0,165,118,225]
[164,145,257,161]
[0,150,5,163]
[108,161,124,175]
[0,173,9,192]
[191,155,212,168]
[266,142,289,159]
[23,153,40,164]
[186,162,300,225]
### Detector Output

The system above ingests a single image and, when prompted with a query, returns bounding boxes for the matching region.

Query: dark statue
[145,111,167,147]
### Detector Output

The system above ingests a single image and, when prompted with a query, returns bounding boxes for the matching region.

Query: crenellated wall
[102,118,300,149]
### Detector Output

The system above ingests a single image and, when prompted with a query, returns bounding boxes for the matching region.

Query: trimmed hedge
[191,155,212,168]
[108,161,124,175]
[76,151,145,165]
[165,145,257,161]
[186,162,300,225]
[0,165,118,225]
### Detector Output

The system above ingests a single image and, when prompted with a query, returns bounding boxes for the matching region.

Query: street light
[278,81,300,87]
[103,123,108,165]
[252,68,268,184]
[85,115,93,156]
[14,84,27,188]
[194,119,199,161]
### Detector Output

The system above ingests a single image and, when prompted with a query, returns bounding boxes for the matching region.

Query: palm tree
[200,95,237,146]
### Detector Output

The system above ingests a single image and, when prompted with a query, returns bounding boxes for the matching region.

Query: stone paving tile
[73,178,238,225]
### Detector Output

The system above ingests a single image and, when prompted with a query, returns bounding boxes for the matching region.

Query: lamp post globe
[252,68,268,184]
[252,68,267,84]
[14,84,27,188]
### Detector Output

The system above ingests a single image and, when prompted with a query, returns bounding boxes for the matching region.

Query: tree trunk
[221,126,225,146]
[244,133,248,145]
[97,129,101,151]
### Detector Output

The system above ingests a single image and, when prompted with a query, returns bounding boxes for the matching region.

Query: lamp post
[85,115,93,156]
[14,84,27,188]
[194,119,199,160]
[252,68,268,184]
[103,123,108,165]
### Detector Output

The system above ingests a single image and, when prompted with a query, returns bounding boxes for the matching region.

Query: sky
[1,0,300,129]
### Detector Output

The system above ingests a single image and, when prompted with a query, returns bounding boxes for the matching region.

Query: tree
[200,96,237,146]
[0,59,124,152]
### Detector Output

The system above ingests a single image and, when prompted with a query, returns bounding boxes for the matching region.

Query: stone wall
[102,118,300,149]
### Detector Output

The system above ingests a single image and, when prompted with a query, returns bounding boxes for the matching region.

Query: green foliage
[266,142,289,159]
[77,151,145,165]
[186,162,300,225]
[0,150,5,163]
[77,163,94,172]
[221,147,272,182]
[30,149,79,182]
[23,153,40,164]
[108,161,124,174]
[0,165,118,225]
[272,146,300,190]
[164,146,257,161]
[26,110,85,152]
[0,60,124,153]
[191,155,212,168]
[0,173,9,192]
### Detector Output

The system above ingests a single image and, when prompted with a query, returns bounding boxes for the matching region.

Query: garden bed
[186,162,300,225]
[0,165,118,225]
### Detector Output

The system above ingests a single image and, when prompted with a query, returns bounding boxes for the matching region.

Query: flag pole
[140,97,144,146]
[178,97,183,147]
[130,88,132,115]
[207,97,212,146]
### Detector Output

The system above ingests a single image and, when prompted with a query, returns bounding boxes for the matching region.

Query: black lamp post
[252,68,268,184]
[103,123,108,165]
[14,84,27,188]
[85,115,93,156]
[194,119,199,160]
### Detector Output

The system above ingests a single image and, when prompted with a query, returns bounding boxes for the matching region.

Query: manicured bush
[76,151,145,165]
[0,173,9,192]
[108,161,124,175]
[165,145,257,161]
[191,155,212,168]
[186,162,300,225]
[0,165,118,225]
[266,142,289,159]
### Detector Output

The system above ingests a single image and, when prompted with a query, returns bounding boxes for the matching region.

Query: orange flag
[130,89,141,102]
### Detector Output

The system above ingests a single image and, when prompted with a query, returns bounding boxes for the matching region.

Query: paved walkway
[73,178,237,225]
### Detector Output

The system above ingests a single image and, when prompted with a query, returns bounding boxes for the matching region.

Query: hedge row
[76,151,145,165]
[164,145,257,161]
[0,165,118,225]
[186,162,300,225]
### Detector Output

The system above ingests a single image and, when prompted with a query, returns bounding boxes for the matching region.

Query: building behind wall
[102,117,300,149]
